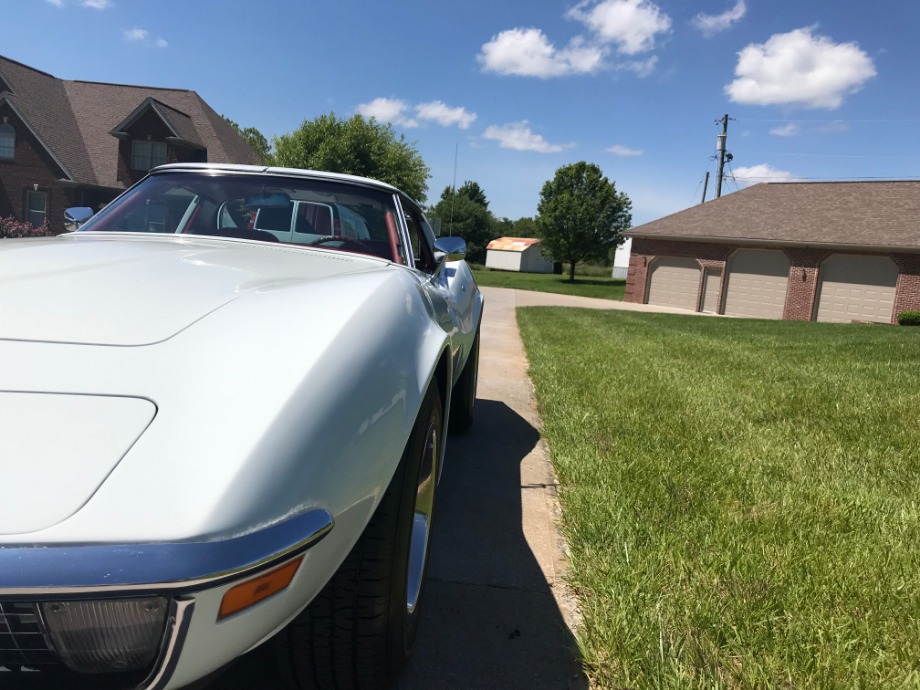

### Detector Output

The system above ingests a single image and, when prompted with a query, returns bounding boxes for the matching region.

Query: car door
[399,198,478,378]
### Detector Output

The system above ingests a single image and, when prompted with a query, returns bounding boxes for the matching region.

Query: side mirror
[433,236,466,261]
[64,207,94,232]
[432,236,466,278]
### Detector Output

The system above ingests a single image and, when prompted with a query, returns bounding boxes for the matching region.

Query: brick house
[0,55,257,231]
[624,181,920,324]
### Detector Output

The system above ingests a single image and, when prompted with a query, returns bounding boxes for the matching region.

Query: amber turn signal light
[218,556,304,620]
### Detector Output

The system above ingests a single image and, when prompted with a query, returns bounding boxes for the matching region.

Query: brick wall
[893,253,920,318]
[626,237,920,322]
[780,248,830,321]
[0,103,71,230]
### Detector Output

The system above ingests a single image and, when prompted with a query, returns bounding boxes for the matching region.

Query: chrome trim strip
[140,598,194,690]
[0,508,333,596]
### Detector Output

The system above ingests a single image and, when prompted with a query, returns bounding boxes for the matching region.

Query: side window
[131,140,167,171]
[26,190,46,227]
[403,203,436,273]
[0,123,15,160]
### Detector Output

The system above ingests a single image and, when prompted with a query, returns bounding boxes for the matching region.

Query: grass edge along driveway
[518,308,920,690]
[471,266,625,301]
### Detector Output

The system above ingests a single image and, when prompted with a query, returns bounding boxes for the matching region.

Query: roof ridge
[0,54,56,79]
[67,79,194,94]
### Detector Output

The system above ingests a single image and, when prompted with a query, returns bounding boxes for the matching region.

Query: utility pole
[715,114,729,199]
[701,171,710,204]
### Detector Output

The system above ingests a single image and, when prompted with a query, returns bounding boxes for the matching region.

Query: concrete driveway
[203,286,643,690]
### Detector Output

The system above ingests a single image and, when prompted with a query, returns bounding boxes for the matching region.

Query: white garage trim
[815,254,898,323]
[723,249,790,319]
[645,257,700,311]
[700,268,722,314]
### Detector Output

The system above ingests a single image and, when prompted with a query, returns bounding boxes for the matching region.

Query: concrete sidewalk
[399,286,586,689]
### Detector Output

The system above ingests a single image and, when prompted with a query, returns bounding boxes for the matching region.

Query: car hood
[0,393,156,535]
[0,233,388,346]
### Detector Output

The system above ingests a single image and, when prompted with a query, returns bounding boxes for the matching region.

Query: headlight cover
[40,597,168,674]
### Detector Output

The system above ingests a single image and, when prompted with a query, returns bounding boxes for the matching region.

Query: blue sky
[4,0,920,224]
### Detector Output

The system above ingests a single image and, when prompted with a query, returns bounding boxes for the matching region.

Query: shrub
[897,310,920,326]
[0,216,54,238]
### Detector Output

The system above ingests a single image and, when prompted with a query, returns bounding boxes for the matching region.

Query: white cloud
[46,0,65,7]
[356,98,418,128]
[123,28,168,48]
[415,101,477,129]
[82,0,112,7]
[356,98,477,130]
[732,164,799,186]
[478,0,670,80]
[770,123,800,137]
[726,27,876,109]
[568,0,672,55]
[607,144,643,156]
[478,28,606,78]
[482,121,567,153]
[692,0,746,38]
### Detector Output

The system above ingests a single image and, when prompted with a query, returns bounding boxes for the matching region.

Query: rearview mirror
[243,192,291,209]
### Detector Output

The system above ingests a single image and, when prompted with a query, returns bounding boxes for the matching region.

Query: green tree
[430,181,497,263]
[511,216,539,237]
[222,116,273,165]
[536,162,632,282]
[272,113,430,202]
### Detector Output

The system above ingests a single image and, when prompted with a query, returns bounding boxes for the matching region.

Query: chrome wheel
[406,421,438,615]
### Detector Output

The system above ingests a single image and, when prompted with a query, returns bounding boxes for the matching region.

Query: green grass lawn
[517,310,920,689]
[471,265,625,301]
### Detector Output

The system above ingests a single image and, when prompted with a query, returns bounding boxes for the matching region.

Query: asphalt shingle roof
[628,181,920,251]
[0,55,257,189]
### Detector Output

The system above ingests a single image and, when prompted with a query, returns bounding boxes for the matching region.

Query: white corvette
[0,164,483,689]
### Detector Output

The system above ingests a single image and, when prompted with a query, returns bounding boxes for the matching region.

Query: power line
[734,150,920,160]
[739,117,920,124]
[729,174,920,182]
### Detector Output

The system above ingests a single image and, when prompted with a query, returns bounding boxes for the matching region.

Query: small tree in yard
[537,162,632,282]
[273,113,430,203]
[429,181,497,263]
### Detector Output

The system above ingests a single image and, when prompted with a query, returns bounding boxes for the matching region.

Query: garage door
[646,257,700,311]
[723,249,789,319]
[815,255,897,323]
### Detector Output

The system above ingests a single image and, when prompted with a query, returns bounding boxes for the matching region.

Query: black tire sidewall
[386,383,442,668]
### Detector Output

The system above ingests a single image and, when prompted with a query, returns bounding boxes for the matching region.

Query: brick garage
[625,181,920,324]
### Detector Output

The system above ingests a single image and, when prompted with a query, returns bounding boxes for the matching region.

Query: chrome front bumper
[0,508,333,689]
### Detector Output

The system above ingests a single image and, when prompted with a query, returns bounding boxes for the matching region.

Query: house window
[0,123,14,159]
[26,191,46,227]
[131,139,167,171]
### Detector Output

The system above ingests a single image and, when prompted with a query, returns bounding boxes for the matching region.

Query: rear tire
[448,328,479,435]
[275,384,442,689]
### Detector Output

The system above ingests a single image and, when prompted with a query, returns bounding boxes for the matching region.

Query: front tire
[275,384,442,689]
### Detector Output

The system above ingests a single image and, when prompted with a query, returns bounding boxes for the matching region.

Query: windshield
[78,171,406,263]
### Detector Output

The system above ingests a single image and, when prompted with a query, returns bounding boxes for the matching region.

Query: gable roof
[0,57,90,181]
[111,97,204,150]
[487,237,542,252]
[628,181,920,251]
[0,54,257,189]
